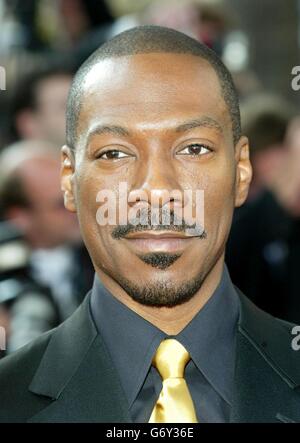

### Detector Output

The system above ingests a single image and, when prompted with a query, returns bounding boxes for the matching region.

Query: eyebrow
[86,124,130,146]
[175,117,224,134]
[86,116,223,145]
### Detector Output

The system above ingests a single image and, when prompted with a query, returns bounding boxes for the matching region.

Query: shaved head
[66,25,241,149]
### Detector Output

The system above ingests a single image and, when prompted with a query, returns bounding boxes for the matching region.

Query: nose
[128,155,185,211]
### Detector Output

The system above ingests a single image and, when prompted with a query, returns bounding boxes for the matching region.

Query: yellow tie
[149,339,198,423]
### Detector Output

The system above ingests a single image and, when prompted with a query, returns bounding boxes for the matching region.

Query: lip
[124,231,192,240]
[123,231,198,253]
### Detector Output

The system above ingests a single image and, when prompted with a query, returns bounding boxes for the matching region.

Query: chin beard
[116,270,205,307]
[137,252,181,270]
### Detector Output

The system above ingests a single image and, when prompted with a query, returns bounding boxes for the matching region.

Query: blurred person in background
[58,0,113,47]
[0,221,59,355]
[0,303,10,358]
[0,305,9,338]
[106,0,232,51]
[0,0,113,52]
[8,65,73,148]
[226,116,300,323]
[0,140,94,350]
[139,0,230,54]
[240,94,295,200]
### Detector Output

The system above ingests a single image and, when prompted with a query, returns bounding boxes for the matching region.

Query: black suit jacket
[0,289,300,423]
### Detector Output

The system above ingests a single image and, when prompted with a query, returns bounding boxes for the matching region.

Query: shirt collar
[177,266,240,404]
[90,277,166,407]
[89,265,239,408]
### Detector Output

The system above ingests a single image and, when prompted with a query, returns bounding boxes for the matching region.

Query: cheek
[180,162,236,229]
[76,162,131,219]
[75,171,101,235]
[75,168,122,254]
[206,175,235,213]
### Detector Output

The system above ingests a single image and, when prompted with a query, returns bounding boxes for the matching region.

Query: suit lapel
[27,295,131,423]
[231,290,300,423]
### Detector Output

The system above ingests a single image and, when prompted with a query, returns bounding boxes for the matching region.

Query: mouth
[123,230,199,253]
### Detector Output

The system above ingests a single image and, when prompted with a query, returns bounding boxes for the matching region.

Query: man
[239,94,295,200]
[9,67,72,148]
[0,219,59,356]
[0,26,299,423]
[227,116,300,324]
[0,141,80,251]
[0,141,94,350]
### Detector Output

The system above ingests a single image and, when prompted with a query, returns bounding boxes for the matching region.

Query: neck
[95,256,225,335]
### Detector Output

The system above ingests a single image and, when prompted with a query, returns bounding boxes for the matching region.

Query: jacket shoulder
[237,288,300,389]
[0,329,55,422]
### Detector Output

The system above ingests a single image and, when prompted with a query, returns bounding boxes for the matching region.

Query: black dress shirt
[90,265,240,422]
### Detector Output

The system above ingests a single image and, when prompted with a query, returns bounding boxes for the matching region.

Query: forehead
[77,53,230,140]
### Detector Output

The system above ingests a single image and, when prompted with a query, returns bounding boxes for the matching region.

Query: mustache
[111,207,206,239]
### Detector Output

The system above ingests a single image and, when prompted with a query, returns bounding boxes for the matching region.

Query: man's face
[35,75,72,147]
[19,157,80,249]
[62,53,251,306]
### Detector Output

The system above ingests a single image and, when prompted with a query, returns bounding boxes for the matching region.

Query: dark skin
[62,53,252,335]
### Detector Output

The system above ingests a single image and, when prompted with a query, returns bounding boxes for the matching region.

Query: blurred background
[0,0,300,357]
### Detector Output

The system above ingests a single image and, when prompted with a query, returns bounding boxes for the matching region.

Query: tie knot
[152,339,190,380]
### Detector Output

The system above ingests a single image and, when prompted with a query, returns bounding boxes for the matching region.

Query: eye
[98,149,131,160]
[177,143,212,156]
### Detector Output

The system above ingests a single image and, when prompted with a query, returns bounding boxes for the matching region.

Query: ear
[61,145,77,213]
[234,136,252,207]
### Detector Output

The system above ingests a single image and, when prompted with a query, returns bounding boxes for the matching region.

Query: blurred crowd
[0,0,300,357]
